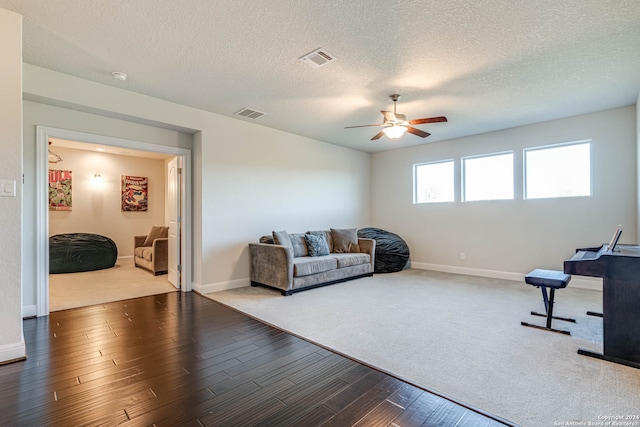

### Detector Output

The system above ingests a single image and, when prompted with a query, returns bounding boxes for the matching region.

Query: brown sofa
[133,226,168,275]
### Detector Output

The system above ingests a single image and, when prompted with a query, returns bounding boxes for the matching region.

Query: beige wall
[371,106,637,280]
[48,146,167,256]
[0,9,24,363]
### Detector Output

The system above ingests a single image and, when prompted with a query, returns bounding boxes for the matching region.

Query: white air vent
[235,108,265,119]
[299,48,335,68]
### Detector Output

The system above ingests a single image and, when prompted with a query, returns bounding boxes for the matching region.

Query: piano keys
[564,244,640,369]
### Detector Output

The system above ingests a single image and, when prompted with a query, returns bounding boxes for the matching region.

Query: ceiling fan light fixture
[345,93,446,141]
[382,125,408,139]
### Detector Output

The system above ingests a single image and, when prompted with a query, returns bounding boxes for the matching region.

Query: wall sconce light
[92,173,104,188]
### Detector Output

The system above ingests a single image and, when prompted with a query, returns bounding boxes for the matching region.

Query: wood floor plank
[288,404,336,427]
[390,391,447,426]
[421,399,468,427]
[353,399,405,427]
[0,292,514,426]
[323,369,388,413]
[208,343,318,396]
[253,352,326,387]
[254,378,349,427]
[387,382,425,410]
[322,375,405,427]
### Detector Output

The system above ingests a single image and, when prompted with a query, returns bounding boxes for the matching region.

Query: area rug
[206,269,640,427]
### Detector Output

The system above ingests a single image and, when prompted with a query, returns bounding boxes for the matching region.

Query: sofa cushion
[143,226,168,247]
[135,246,154,261]
[304,233,330,256]
[331,253,371,268]
[272,230,293,252]
[307,230,334,253]
[293,256,337,277]
[289,233,308,257]
[331,228,359,253]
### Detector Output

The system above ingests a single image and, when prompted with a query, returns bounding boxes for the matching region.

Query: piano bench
[521,269,576,335]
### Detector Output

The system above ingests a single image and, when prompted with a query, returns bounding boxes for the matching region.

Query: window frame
[461,151,514,202]
[413,159,455,204]
[523,140,592,200]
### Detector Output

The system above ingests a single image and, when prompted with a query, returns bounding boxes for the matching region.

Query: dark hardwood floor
[0,292,513,426]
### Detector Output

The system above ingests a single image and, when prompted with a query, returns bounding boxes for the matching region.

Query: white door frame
[36,126,193,317]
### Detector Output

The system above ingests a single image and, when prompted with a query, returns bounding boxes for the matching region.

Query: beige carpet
[206,269,640,427]
[49,259,178,311]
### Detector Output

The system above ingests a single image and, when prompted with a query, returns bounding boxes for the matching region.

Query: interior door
[167,157,181,288]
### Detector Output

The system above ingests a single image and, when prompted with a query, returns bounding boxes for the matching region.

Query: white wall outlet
[0,179,16,197]
[460,252,466,260]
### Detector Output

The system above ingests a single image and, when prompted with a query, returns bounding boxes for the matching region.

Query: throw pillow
[304,233,330,257]
[143,226,168,247]
[272,230,293,252]
[330,228,358,253]
[259,235,275,244]
[288,233,308,257]
[307,230,333,253]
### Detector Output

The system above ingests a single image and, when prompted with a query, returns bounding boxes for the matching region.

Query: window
[414,160,454,203]
[524,142,591,199]
[462,152,513,201]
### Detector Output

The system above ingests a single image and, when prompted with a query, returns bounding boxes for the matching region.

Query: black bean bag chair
[49,233,118,274]
[357,227,410,273]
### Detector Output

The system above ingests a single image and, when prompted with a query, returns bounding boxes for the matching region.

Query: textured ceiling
[2,0,640,153]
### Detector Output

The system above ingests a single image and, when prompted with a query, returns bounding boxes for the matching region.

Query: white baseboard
[190,266,603,295]
[0,339,26,364]
[194,277,249,294]
[411,262,602,291]
[411,262,523,281]
[117,255,133,261]
[22,305,37,318]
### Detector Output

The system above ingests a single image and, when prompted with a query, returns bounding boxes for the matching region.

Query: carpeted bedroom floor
[49,259,177,311]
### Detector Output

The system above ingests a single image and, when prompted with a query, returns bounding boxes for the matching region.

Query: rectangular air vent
[235,108,265,119]
[299,48,335,68]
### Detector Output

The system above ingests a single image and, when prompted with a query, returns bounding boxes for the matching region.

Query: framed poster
[121,175,148,211]
[48,169,72,211]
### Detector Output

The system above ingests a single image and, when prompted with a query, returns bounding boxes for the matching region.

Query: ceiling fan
[345,94,447,140]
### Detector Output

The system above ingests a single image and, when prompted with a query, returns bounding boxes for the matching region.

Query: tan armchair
[133,226,168,275]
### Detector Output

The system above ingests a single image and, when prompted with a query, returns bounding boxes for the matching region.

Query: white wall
[48,147,167,256]
[0,9,24,363]
[197,122,371,292]
[21,65,371,299]
[22,52,633,303]
[371,106,637,278]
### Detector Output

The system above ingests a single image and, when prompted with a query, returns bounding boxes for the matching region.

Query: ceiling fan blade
[408,116,448,125]
[381,110,397,122]
[406,126,431,138]
[344,124,383,129]
[371,131,385,140]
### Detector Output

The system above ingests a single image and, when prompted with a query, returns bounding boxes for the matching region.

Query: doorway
[36,126,192,316]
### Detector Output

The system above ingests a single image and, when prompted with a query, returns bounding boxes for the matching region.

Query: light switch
[0,179,16,197]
